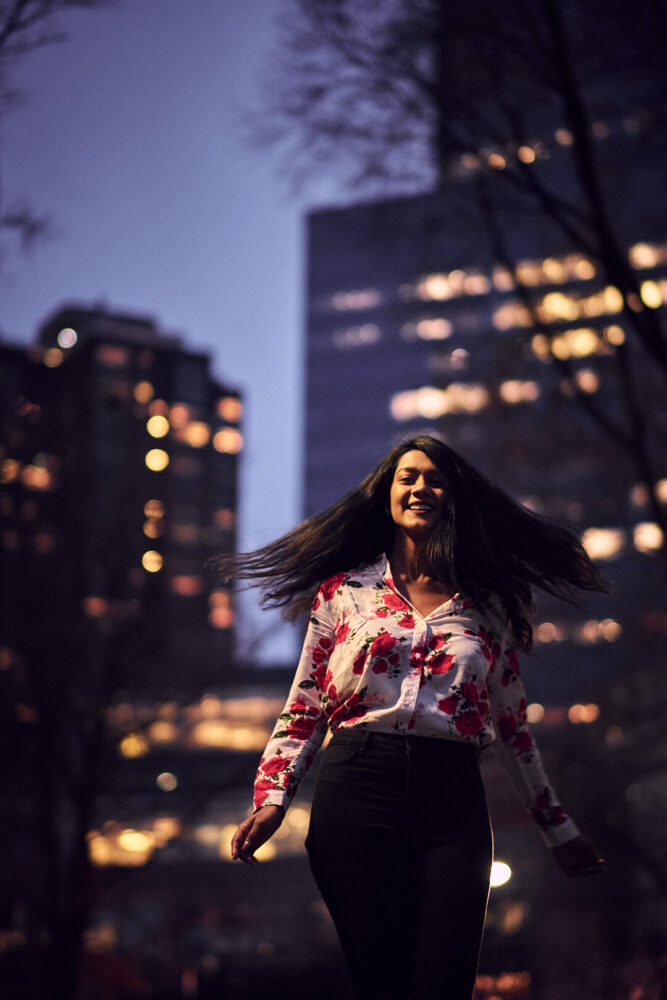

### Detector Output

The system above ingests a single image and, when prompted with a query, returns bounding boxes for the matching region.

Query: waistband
[329,727,479,757]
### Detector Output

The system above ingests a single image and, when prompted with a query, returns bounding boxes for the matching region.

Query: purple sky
[1,0,339,662]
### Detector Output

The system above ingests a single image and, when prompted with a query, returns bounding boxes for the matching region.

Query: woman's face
[389,450,445,537]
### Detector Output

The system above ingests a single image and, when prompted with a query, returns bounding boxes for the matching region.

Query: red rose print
[261,756,290,776]
[323,670,334,689]
[330,695,367,727]
[254,789,269,807]
[312,646,328,665]
[335,621,350,645]
[430,652,455,675]
[286,716,319,740]
[352,650,366,675]
[398,615,415,629]
[497,712,517,741]
[370,632,397,658]
[507,650,520,674]
[384,591,408,611]
[312,662,327,689]
[389,653,400,665]
[438,694,459,715]
[327,683,338,702]
[376,608,389,618]
[320,573,347,601]
[513,731,533,753]
[462,680,479,704]
[429,634,446,651]
[372,659,388,674]
[455,711,484,736]
[518,697,528,723]
[311,595,321,611]
[288,697,309,713]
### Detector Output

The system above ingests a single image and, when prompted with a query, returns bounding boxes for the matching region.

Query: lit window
[542,258,566,283]
[183,421,211,448]
[148,721,177,743]
[215,508,235,529]
[148,398,169,416]
[43,348,63,368]
[401,319,452,342]
[57,328,78,349]
[145,449,169,472]
[169,403,192,428]
[460,152,480,170]
[568,703,600,723]
[96,344,129,368]
[604,325,625,346]
[629,243,663,269]
[492,302,533,329]
[332,324,381,348]
[209,590,234,629]
[639,280,663,309]
[417,274,452,301]
[119,732,149,758]
[83,597,109,618]
[591,122,609,138]
[655,479,667,504]
[21,466,52,491]
[170,524,198,543]
[517,146,535,163]
[633,522,664,553]
[142,550,163,572]
[170,575,203,595]
[146,415,170,438]
[134,381,154,404]
[526,703,545,723]
[143,520,162,538]
[144,499,164,518]
[492,267,514,291]
[555,128,574,145]
[213,428,243,454]
[1,459,21,484]
[217,396,243,422]
[331,289,381,311]
[498,380,540,404]
[630,483,649,507]
[156,772,178,791]
[535,622,566,644]
[531,334,551,360]
[581,527,625,560]
[390,383,489,421]
[516,262,542,287]
[575,369,599,393]
[487,153,506,169]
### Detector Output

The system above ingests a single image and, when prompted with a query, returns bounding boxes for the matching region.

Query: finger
[231,819,254,860]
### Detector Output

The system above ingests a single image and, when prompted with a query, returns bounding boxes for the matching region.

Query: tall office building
[1,304,242,691]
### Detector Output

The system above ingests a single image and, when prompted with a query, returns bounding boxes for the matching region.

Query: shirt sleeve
[252,591,335,812]
[485,620,580,847]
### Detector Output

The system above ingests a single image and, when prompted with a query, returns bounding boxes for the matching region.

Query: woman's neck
[389,532,431,581]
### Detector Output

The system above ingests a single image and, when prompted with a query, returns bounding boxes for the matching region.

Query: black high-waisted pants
[305,730,493,1000]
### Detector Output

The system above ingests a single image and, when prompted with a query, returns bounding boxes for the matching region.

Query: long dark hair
[214,435,607,650]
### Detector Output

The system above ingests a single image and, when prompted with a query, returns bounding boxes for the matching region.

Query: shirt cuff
[538,816,580,847]
[253,789,289,813]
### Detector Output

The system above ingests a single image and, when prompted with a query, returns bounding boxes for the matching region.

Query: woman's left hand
[551,834,606,876]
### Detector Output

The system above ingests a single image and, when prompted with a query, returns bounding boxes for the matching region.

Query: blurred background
[0,1,665,997]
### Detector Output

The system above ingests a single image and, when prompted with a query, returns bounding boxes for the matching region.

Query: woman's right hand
[230,805,285,865]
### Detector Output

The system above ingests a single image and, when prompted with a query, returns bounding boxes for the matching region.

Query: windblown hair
[213,436,607,650]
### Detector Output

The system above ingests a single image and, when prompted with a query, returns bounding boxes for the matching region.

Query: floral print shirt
[253,555,579,847]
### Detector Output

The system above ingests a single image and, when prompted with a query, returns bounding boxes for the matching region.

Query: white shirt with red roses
[253,555,580,847]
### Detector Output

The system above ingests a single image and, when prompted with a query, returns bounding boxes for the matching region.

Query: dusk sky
[1,0,343,661]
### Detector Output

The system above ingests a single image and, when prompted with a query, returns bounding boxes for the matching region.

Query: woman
[226,436,606,1000]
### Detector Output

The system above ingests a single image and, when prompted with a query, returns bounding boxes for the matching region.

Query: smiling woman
[215,435,608,1000]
